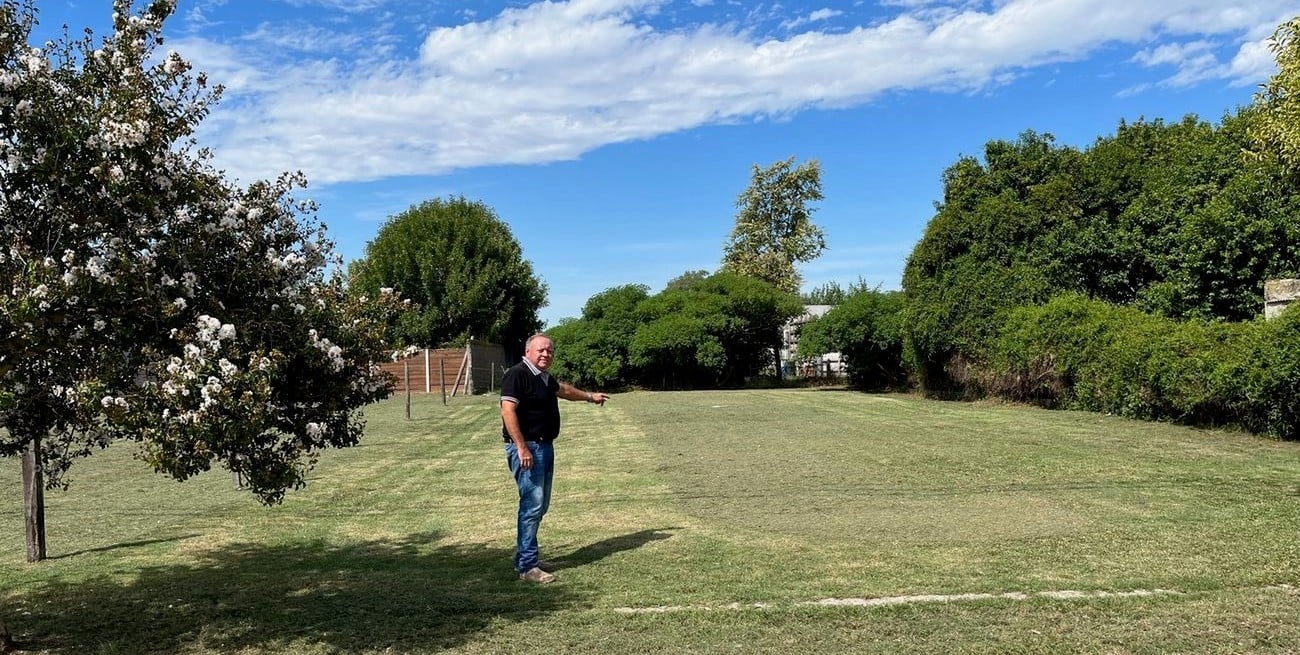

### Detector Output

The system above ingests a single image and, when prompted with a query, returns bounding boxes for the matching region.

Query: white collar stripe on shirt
[521,357,550,384]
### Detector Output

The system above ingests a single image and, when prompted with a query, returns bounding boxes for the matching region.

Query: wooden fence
[379,339,510,397]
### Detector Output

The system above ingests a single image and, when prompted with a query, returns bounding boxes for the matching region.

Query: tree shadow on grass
[6,528,679,654]
[48,534,201,560]
[6,531,581,654]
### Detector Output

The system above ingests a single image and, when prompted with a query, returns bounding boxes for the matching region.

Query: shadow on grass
[49,534,202,560]
[552,528,676,570]
[4,529,659,654]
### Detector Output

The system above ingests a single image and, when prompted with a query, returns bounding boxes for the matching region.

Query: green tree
[0,0,404,582]
[1250,17,1300,173]
[348,197,546,356]
[799,290,907,390]
[721,157,826,294]
[630,272,802,388]
[801,278,877,305]
[801,281,848,305]
[902,131,1074,390]
[665,269,711,290]
[548,284,649,388]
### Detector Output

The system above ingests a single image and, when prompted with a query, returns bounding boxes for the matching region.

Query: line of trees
[549,271,804,389]
[798,14,1300,438]
[548,156,826,389]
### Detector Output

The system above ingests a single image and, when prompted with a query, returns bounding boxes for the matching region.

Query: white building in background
[780,305,845,378]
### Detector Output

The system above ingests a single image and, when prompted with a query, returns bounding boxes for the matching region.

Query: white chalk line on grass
[612,584,1298,614]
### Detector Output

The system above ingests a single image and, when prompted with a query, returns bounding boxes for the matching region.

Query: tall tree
[722,157,826,379]
[0,0,403,587]
[1250,16,1300,174]
[348,197,546,357]
[721,157,826,294]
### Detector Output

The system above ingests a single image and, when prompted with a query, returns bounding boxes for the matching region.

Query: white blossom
[218,358,238,377]
[163,50,184,75]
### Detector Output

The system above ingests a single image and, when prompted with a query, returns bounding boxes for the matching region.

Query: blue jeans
[505,441,553,572]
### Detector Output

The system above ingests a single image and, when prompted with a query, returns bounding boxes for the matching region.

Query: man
[501,333,609,583]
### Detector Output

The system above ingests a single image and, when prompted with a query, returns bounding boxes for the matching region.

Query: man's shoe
[519,567,556,584]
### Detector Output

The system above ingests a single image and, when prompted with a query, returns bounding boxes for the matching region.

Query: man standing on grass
[501,333,610,583]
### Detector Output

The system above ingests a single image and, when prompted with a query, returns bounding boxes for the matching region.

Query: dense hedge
[902,117,1300,392]
[989,294,1300,439]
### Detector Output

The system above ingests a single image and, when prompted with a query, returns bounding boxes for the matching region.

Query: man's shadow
[550,528,677,570]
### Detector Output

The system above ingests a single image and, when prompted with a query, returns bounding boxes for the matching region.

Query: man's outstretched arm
[558,382,609,405]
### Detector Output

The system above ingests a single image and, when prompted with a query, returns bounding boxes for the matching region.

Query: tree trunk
[22,435,46,562]
[0,616,14,653]
[774,340,784,382]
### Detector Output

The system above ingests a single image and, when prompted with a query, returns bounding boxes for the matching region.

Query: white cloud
[1130,39,1224,87]
[1132,40,1215,67]
[184,0,229,31]
[280,0,391,12]
[781,7,844,30]
[1226,36,1279,86]
[181,0,1298,185]
[240,22,369,55]
[1126,15,1287,91]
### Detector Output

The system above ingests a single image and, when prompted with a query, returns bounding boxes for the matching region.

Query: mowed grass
[3,389,1300,654]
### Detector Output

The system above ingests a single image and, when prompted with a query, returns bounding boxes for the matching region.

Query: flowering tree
[0,0,403,591]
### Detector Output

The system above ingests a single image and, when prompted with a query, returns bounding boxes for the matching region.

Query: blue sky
[31,0,1300,325]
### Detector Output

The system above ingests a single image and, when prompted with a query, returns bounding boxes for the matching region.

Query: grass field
[3,389,1300,654]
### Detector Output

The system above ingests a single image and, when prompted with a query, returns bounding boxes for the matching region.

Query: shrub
[548,285,649,389]
[798,290,907,390]
[989,294,1300,438]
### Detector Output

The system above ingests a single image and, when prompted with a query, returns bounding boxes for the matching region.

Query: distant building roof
[792,304,834,324]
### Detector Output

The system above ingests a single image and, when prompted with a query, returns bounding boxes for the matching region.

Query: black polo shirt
[500,360,561,443]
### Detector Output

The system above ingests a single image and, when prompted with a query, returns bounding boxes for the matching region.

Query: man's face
[526,337,555,370]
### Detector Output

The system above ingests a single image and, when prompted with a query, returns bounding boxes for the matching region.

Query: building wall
[780,304,845,377]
